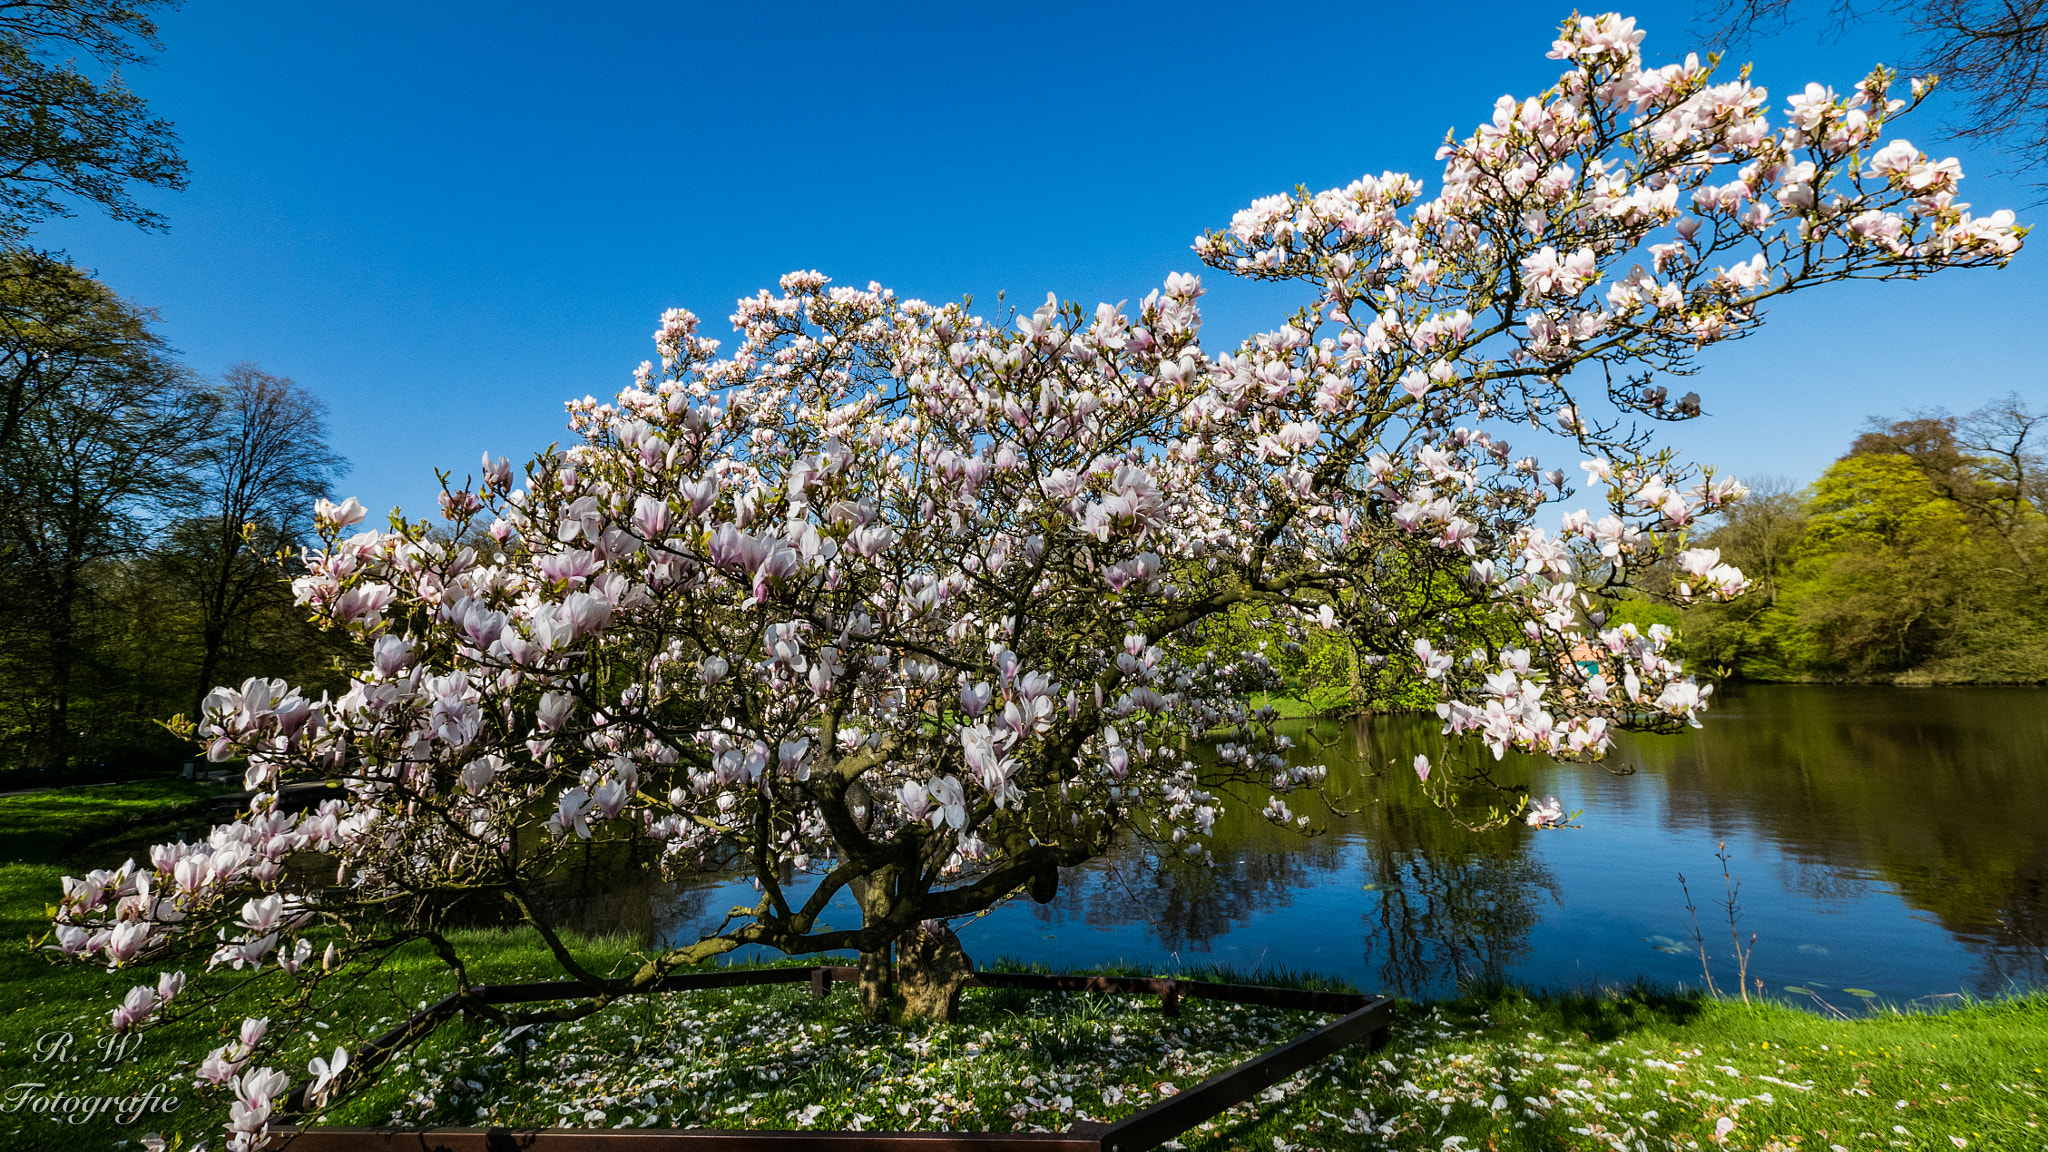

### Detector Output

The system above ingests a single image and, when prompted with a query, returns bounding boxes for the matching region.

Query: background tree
[1796,450,1976,671]
[0,260,205,769]
[1859,392,2046,583]
[1668,475,1808,675]
[0,0,185,243]
[0,247,158,464]
[157,361,346,715]
[1684,396,2048,681]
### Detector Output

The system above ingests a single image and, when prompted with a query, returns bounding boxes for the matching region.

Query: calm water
[547,684,2048,1004]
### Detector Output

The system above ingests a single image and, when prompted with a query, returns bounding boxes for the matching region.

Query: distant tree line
[0,252,351,774]
[1175,394,2048,709]
[1679,394,2048,683]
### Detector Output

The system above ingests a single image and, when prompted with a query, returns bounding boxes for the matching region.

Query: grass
[1249,693,1332,721]
[1,785,2044,1151]
[0,777,223,866]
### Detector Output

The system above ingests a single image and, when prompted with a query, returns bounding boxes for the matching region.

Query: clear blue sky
[38,0,2046,520]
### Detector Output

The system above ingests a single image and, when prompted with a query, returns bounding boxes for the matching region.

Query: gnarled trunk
[896,922,974,1022]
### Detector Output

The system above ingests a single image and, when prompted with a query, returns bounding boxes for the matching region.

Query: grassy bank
[0,778,222,865]
[2,787,2043,1151]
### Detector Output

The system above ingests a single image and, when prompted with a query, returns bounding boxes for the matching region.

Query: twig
[1716,841,1754,1005]
[1677,871,1719,998]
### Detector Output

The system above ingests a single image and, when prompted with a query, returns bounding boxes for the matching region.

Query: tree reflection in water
[446,829,718,947]
[1357,833,1559,995]
[484,686,2047,999]
[1619,684,2048,994]
[1016,715,1559,996]
[1343,717,1560,995]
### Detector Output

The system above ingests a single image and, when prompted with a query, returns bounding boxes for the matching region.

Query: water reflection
[526,836,716,945]
[613,685,2047,1001]
[1614,684,2048,994]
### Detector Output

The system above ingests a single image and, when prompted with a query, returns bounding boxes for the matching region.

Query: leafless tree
[163,362,346,715]
[1954,391,2046,577]
[1852,392,2045,578]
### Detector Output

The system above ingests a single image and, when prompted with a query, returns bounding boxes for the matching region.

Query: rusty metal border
[276,966,1393,1152]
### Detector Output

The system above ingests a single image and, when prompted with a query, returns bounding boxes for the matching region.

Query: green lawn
[1,786,2042,1151]
[0,777,224,865]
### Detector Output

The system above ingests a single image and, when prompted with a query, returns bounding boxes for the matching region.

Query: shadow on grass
[0,778,224,866]
[983,953,1359,993]
[1441,976,1711,1039]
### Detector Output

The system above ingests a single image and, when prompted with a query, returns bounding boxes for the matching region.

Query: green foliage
[1602,597,1686,657]
[1683,396,2048,684]
[0,0,186,242]
[1191,600,1445,717]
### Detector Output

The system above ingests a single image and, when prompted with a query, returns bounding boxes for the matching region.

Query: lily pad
[1845,987,1878,998]
[1784,986,1813,995]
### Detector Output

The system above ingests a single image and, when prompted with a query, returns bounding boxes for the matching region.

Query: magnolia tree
[44,14,2022,1149]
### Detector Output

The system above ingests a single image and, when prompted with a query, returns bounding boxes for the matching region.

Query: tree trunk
[856,945,895,1019]
[848,871,898,1020]
[46,566,78,770]
[896,923,974,1023]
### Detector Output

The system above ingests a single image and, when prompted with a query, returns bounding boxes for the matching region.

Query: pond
[546,684,2048,1005]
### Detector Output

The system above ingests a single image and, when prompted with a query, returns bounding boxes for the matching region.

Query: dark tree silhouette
[0,0,186,241]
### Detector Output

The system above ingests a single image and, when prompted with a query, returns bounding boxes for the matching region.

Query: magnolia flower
[897,780,934,824]
[550,786,595,839]
[240,894,285,934]
[105,920,151,967]
[559,591,612,639]
[307,1046,349,1104]
[314,497,367,531]
[1675,547,1721,577]
[926,776,969,831]
[331,582,395,626]
[196,1046,242,1087]
[111,984,157,1030]
[536,691,574,732]
[371,635,415,679]
[459,754,501,795]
